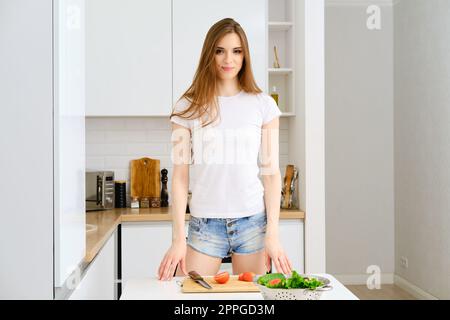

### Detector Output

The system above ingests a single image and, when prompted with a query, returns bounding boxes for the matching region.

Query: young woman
[158,18,293,281]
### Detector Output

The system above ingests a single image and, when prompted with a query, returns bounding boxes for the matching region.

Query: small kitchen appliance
[86,170,115,211]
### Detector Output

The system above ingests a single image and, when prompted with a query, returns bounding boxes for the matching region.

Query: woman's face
[214,32,244,81]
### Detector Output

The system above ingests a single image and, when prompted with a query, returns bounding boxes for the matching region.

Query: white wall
[85,117,291,206]
[325,0,395,280]
[394,0,450,299]
[0,0,54,299]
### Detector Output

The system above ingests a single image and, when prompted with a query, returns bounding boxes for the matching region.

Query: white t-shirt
[170,90,282,218]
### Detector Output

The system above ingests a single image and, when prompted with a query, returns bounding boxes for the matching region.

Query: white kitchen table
[120,273,359,300]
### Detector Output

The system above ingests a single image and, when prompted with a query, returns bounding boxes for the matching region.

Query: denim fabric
[187,211,267,259]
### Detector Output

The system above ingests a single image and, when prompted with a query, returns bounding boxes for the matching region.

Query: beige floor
[346,285,416,300]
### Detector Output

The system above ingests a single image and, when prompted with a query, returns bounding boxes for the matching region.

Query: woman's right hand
[158,240,188,281]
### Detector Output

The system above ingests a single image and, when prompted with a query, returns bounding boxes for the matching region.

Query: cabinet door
[121,222,189,287]
[172,0,267,102]
[277,220,304,273]
[86,0,172,116]
[69,230,117,300]
[54,0,86,287]
[0,0,54,299]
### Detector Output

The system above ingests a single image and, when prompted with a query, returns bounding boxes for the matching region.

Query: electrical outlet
[400,256,409,269]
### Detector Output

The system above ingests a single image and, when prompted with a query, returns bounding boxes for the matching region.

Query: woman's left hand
[264,236,293,275]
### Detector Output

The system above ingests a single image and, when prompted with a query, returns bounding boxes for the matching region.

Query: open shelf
[269,72,294,114]
[267,0,295,115]
[269,68,293,75]
[269,21,294,31]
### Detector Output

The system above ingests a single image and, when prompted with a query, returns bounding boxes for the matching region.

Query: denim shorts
[187,211,267,259]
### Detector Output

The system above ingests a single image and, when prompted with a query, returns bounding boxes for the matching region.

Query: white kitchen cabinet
[121,219,304,289]
[69,230,118,300]
[172,0,267,102]
[1,0,86,298]
[1,0,54,299]
[121,221,189,287]
[85,0,172,116]
[277,219,304,273]
[53,0,86,288]
[85,0,266,116]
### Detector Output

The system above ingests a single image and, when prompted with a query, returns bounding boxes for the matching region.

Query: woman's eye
[215,49,242,55]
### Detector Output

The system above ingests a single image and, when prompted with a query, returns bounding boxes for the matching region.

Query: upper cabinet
[86,0,267,116]
[85,0,172,116]
[172,0,267,103]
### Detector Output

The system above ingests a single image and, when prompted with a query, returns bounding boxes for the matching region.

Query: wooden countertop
[85,207,305,263]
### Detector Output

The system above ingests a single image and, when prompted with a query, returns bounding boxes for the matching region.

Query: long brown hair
[170,18,262,128]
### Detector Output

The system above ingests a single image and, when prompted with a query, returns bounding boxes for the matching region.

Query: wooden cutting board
[181,275,260,293]
[130,157,160,200]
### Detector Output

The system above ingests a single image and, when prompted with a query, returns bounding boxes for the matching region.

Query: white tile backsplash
[124,117,172,130]
[146,130,173,142]
[86,117,290,203]
[103,156,132,169]
[125,143,168,156]
[86,118,127,131]
[280,129,289,142]
[280,142,289,155]
[86,130,105,143]
[104,130,148,143]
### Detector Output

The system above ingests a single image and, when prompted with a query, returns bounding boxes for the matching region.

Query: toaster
[86,171,115,211]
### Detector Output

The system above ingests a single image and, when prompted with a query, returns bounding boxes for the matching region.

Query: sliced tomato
[238,272,255,282]
[214,271,230,284]
[268,278,282,286]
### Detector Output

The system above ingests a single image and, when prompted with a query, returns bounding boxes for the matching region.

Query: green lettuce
[259,270,324,290]
[256,273,286,286]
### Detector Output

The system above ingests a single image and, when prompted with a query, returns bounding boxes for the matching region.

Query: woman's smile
[221,66,234,72]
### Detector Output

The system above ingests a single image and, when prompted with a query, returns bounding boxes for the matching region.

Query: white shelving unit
[267,0,296,115]
[269,21,294,31]
[268,68,293,74]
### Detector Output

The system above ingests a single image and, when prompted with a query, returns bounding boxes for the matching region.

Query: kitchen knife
[188,271,213,290]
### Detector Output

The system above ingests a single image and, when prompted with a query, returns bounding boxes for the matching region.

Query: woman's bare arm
[260,117,292,274]
[158,123,191,280]
[170,123,191,243]
[260,117,281,237]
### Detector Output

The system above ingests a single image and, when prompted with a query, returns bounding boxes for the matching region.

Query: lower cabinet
[69,229,118,300]
[120,219,304,292]
[278,220,305,274]
[121,221,189,288]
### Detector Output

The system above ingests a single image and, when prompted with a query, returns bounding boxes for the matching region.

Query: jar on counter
[114,180,127,208]
[131,197,140,209]
[140,197,150,208]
